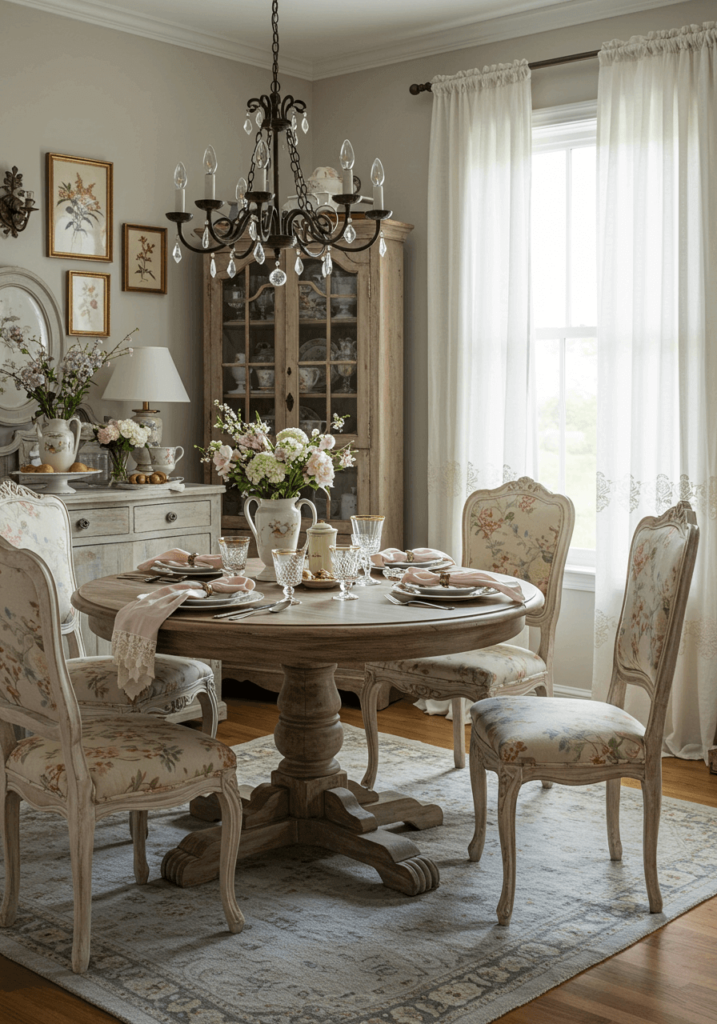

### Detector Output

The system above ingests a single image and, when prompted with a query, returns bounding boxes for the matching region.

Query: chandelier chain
[271,0,280,95]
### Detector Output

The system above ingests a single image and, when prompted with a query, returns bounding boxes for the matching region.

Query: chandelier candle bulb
[340,139,355,194]
[255,140,269,192]
[203,146,218,200]
[371,158,385,210]
[174,162,187,212]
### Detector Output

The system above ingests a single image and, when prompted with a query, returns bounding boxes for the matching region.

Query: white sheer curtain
[426,61,533,558]
[593,23,717,761]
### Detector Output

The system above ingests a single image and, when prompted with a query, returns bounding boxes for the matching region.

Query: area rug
[2,725,717,1024]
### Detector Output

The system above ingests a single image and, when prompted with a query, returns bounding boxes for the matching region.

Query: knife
[213,600,284,620]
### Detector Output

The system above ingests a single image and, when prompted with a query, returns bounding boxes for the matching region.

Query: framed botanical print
[67,271,110,337]
[123,224,167,294]
[47,153,113,261]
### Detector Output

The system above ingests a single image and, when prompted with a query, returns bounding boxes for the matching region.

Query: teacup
[255,368,275,390]
[299,367,321,392]
[149,445,184,475]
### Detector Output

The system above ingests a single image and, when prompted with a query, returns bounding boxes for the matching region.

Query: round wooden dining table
[72,565,543,896]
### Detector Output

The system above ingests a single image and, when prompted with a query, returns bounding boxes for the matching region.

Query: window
[531,106,597,563]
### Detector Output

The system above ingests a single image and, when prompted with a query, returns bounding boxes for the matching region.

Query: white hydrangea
[275,436,306,463]
[276,427,308,445]
[246,452,286,485]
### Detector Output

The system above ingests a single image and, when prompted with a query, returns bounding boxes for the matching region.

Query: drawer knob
[77,518,90,531]
[166,511,178,523]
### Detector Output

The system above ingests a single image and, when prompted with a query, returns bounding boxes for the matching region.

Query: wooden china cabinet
[202,216,412,703]
[202,217,412,546]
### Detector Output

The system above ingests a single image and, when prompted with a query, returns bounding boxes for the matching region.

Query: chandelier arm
[329,219,382,253]
[173,221,225,255]
[206,208,253,248]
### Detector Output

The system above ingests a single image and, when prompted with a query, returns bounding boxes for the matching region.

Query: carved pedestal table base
[163,662,443,895]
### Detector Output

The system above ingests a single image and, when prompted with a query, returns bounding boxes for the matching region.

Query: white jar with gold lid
[306,519,338,575]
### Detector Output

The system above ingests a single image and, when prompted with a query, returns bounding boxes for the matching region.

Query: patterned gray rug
[2,725,717,1024]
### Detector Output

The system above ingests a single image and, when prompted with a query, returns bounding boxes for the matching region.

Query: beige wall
[310,0,714,546]
[0,0,312,479]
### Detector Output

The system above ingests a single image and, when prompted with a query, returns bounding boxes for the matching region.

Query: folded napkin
[371,547,454,568]
[111,575,255,699]
[136,547,222,572]
[401,568,524,603]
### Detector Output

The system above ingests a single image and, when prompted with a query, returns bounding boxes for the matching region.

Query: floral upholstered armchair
[468,501,699,925]
[360,478,575,789]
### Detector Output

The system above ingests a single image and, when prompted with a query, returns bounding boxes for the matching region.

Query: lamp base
[132,406,162,445]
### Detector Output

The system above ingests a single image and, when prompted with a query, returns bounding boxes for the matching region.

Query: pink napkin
[136,547,223,572]
[111,575,255,699]
[371,547,454,568]
[401,568,524,602]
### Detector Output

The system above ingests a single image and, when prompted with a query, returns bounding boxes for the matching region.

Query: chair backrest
[0,537,89,799]
[461,477,575,661]
[608,501,699,755]
[0,481,78,627]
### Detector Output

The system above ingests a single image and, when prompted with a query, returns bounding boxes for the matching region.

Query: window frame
[531,102,598,575]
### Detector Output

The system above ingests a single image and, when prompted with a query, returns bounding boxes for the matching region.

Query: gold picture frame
[47,153,113,261]
[67,271,110,337]
[122,224,167,294]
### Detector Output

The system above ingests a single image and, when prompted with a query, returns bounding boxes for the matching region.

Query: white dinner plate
[138,590,264,611]
[153,561,220,576]
[394,585,497,602]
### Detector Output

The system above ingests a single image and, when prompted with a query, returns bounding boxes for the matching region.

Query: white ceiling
[6,0,691,79]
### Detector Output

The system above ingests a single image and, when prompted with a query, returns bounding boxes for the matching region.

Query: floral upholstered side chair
[360,478,574,789]
[0,538,244,973]
[0,481,218,735]
[468,501,699,925]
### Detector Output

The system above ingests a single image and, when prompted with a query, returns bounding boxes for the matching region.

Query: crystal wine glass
[219,536,250,576]
[272,548,304,605]
[329,545,362,601]
[350,514,384,587]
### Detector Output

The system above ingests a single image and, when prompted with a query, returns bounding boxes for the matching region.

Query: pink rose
[318,434,335,450]
[306,450,335,488]
[212,444,234,478]
[97,424,120,444]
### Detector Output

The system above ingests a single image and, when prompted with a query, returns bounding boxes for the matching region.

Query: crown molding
[2,0,314,79]
[310,0,693,79]
[4,0,695,82]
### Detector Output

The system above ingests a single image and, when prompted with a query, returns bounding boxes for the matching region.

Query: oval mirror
[0,268,63,425]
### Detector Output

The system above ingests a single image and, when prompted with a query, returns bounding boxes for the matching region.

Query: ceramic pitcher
[244,495,317,581]
[37,417,82,472]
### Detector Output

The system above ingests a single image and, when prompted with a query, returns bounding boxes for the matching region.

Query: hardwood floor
[1,694,716,1024]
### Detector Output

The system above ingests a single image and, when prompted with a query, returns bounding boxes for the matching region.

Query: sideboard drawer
[71,506,130,538]
[134,500,212,534]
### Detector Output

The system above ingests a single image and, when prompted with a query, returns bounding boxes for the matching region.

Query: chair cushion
[67,655,213,710]
[373,644,547,697]
[471,696,646,767]
[6,715,236,803]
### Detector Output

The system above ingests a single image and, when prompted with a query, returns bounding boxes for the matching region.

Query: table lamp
[101,346,190,458]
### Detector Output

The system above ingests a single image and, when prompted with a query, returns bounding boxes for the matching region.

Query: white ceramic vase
[244,495,317,581]
[37,416,81,472]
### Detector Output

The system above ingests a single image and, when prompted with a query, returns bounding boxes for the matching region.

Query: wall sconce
[0,167,37,238]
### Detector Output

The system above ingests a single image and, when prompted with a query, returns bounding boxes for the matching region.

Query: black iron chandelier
[166,0,391,287]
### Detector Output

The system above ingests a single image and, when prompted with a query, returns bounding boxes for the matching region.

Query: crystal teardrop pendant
[227,256,237,278]
[254,241,265,265]
[172,237,182,264]
[256,109,264,127]
[345,220,356,244]
[294,251,304,275]
[379,231,387,258]
[249,219,257,240]
[269,265,287,287]
[301,112,309,133]
[201,225,210,249]
[210,254,217,278]
[244,113,252,134]
[291,111,298,131]
[322,248,333,277]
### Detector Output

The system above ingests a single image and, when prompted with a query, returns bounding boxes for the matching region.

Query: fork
[385,593,455,611]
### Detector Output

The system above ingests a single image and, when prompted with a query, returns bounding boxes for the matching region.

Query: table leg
[162,662,441,894]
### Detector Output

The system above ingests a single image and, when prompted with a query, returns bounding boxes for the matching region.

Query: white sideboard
[60,482,227,724]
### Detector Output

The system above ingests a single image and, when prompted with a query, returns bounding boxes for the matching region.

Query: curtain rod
[409,49,599,94]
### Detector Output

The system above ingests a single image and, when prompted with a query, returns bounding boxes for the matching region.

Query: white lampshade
[101,346,190,403]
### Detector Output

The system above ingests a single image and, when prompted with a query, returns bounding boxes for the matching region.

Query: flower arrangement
[0,323,136,420]
[93,418,152,482]
[199,401,356,499]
